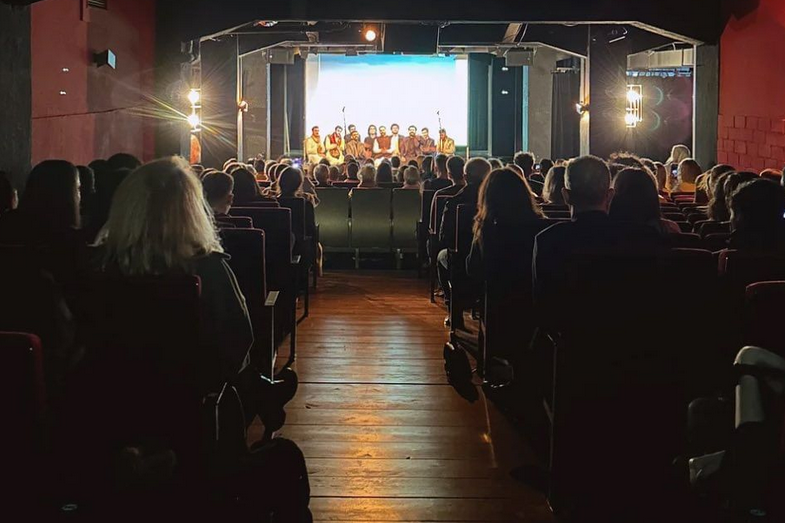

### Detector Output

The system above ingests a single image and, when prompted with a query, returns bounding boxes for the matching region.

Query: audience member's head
[723,171,758,213]
[391,156,401,169]
[202,171,234,215]
[513,152,536,176]
[543,166,567,205]
[609,168,661,226]
[609,151,644,169]
[464,158,492,186]
[313,164,330,186]
[564,155,613,212]
[99,157,221,275]
[488,158,503,170]
[328,165,342,183]
[434,154,449,177]
[0,171,17,214]
[359,164,377,187]
[376,162,393,184]
[19,160,81,231]
[729,179,785,242]
[677,159,702,186]
[653,162,667,192]
[407,159,419,168]
[474,168,544,242]
[667,144,691,166]
[278,167,304,198]
[346,161,360,181]
[539,158,554,176]
[422,156,434,176]
[707,171,732,222]
[446,156,466,183]
[403,166,421,188]
[231,167,262,204]
[760,168,783,183]
[272,163,289,182]
[191,164,205,178]
[76,165,96,201]
[107,153,142,172]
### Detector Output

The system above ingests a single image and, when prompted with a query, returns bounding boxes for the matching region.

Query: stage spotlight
[363,24,378,42]
[187,112,201,129]
[238,100,249,112]
[626,89,641,103]
[624,113,638,126]
[187,89,200,105]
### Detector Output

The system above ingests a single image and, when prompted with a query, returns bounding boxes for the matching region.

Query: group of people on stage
[304,124,456,166]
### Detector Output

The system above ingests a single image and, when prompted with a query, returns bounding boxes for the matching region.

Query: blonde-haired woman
[665,144,691,192]
[96,156,253,388]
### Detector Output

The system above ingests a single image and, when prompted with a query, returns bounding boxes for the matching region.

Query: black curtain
[551,70,581,160]
[468,54,491,154]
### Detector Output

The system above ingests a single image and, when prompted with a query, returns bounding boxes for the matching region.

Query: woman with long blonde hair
[97,156,253,386]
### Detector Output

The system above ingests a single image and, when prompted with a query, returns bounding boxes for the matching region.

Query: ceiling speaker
[505,49,534,67]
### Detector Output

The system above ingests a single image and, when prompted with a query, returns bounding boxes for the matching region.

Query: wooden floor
[260,271,556,522]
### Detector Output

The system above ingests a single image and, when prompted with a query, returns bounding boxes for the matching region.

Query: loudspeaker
[384,24,439,54]
[268,48,295,65]
[505,49,534,67]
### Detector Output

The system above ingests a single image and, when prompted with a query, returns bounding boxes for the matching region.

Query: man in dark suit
[435,158,492,326]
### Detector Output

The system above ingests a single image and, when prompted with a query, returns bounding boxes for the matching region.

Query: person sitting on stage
[313,164,330,187]
[402,166,421,190]
[344,124,357,143]
[364,125,378,160]
[304,126,326,164]
[324,126,345,166]
[400,125,421,163]
[345,130,365,159]
[423,154,452,192]
[420,128,437,156]
[201,171,235,223]
[389,124,402,158]
[373,126,393,160]
[357,164,377,189]
[436,129,456,155]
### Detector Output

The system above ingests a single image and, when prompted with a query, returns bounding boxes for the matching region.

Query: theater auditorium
[2,0,785,521]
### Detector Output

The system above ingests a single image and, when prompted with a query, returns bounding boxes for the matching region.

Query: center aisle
[278,271,555,522]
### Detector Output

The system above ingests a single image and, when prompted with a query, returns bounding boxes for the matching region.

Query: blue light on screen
[305,54,469,146]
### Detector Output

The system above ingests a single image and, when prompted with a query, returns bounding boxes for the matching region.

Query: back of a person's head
[422,156,434,174]
[653,162,667,191]
[668,144,691,164]
[264,160,277,175]
[328,165,341,182]
[609,151,644,169]
[408,159,419,168]
[278,167,304,196]
[464,158,492,186]
[543,166,567,205]
[540,158,554,175]
[347,162,360,180]
[513,151,535,173]
[88,159,109,175]
[313,164,329,185]
[377,162,393,183]
[475,168,543,239]
[100,156,221,275]
[0,171,16,214]
[678,159,702,184]
[488,158,503,170]
[760,168,783,183]
[609,168,661,224]
[318,158,330,167]
[730,178,785,233]
[434,154,448,174]
[20,160,80,230]
[359,164,377,185]
[107,153,142,172]
[391,156,401,169]
[724,171,759,211]
[707,171,732,221]
[202,171,234,207]
[565,155,611,208]
[446,156,466,182]
[231,168,261,203]
[403,166,420,186]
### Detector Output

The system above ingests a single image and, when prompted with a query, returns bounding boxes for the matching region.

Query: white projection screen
[305,54,469,146]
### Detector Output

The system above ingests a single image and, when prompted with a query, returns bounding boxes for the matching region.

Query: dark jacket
[439,183,480,250]
[423,177,452,193]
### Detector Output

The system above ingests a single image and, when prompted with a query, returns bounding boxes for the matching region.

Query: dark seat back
[420,190,436,231]
[314,188,351,249]
[331,181,360,189]
[230,207,293,290]
[234,200,279,208]
[277,197,307,242]
[431,194,451,237]
[379,182,403,189]
[392,189,421,250]
[350,188,392,249]
[216,215,253,229]
[745,281,785,355]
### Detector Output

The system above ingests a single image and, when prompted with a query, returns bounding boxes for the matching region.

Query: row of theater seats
[0,197,316,515]
[314,188,422,265]
[436,190,785,518]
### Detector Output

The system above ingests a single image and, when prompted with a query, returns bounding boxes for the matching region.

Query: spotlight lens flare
[626,89,641,103]
[364,29,377,42]
[187,89,200,105]
[187,113,201,128]
[624,113,638,126]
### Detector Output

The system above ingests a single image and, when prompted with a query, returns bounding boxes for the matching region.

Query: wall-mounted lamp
[625,85,642,128]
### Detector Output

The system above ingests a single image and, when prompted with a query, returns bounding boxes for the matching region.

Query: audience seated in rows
[609,168,681,236]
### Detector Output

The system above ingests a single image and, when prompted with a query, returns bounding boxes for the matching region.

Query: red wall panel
[717,0,785,171]
[31,0,156,165]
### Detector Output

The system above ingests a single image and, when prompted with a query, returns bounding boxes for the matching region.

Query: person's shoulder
[193,251,232,273]
[535,219,572,244]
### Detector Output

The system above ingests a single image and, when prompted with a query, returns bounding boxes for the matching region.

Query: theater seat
[745,281,785,354]
[350,188,392,266]
[217,215,253,229]
[391,189,421,262]
[314,188,350,251]
[1,331,46,454]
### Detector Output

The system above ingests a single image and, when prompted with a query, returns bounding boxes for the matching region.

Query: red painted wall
[31,0,156,165]
[717,0,785,172]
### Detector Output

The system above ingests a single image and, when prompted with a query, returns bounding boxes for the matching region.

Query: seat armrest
[264,291,280,307]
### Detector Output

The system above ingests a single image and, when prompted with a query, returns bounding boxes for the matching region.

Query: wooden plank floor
[260,271,556,522]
